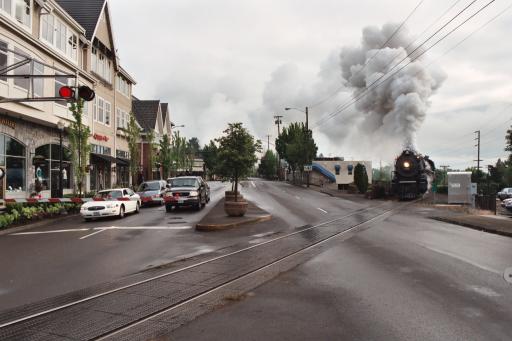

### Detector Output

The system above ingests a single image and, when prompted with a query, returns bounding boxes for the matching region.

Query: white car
[81,188,141,221]
[501,197,512,209]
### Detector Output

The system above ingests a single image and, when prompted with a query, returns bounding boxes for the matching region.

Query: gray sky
[110,0,512,169]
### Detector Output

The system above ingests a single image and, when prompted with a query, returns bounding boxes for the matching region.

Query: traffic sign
[304,165,313,172]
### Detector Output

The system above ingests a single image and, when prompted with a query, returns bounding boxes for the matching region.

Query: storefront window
[0,134,26,193]
[34,144,72,192]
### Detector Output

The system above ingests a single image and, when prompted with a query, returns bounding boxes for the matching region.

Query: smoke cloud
[339,23,446,151]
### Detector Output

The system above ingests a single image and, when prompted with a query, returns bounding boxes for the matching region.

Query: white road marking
[317,208,328,214]
[251,181,256,188]
[79,229,107,240]
[11,228,90,235]
[251,231,275,238]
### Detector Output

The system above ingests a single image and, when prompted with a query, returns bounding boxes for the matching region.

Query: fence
[475,195,497,213]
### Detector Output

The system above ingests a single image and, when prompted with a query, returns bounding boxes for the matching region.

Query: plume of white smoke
[340,23,446,152]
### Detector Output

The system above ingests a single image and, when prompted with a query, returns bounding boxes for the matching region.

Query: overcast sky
[110,0,512,170]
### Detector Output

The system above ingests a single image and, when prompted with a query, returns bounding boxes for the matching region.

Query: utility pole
[274,115,283,180]
[474,130,483,171]
[266,134,271,151]
[305,106,309,131]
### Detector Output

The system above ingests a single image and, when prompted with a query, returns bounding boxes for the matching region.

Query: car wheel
[84,218,92,222]
[195,197,202,211]
[118,205,125,219]
[135,202,140,213]
[165,205,173,213]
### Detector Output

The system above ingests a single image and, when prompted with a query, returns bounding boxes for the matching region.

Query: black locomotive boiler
[392,149,435,200]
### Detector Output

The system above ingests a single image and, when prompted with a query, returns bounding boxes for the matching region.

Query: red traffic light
[59,86,75,99]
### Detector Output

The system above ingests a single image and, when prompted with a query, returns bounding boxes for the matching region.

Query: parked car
[81,188,140,221]
[164,176,208,212]
[501,197,512,209]
[498,188,512,201]
[137,180,167,206]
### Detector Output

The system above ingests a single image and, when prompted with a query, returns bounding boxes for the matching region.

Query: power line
[312,0,495,130]
[308,0,425,109]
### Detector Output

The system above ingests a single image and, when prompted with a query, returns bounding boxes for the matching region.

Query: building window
[33,61,44,97]
[116,75,130,97]
[0,134,26,193]
[104,101,110,125]
[91,47,97,72]
[13,47,29,90]
[1,0,12,15]
[90,46,112,83]
[14,0,30,27]
[41,12,54,44]
[91,144,111,155]
[0,40,7,82]
[34,144,72,192]
[40,13,78,63]
[97,97,104,123]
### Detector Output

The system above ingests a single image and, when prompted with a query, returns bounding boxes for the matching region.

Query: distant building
[311,158,372,189]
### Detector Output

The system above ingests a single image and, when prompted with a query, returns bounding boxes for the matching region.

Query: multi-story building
[0,0,136,198]
[132,98,173,182]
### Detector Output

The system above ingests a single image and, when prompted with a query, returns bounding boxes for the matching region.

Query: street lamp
[57,120,65,198]
[285,106,309,130]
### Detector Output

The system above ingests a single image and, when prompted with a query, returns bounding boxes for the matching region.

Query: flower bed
[0,202,81,230]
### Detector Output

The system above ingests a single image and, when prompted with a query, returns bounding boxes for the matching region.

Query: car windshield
[171,178,198,188]
[138,182,161,191]
[94,190,122,200]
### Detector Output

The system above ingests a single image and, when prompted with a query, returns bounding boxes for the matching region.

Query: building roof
[56,0,106,40]
[132,99,161,132]
[160,103,168,122]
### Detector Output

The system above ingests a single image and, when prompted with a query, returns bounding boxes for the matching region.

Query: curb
[431,216,512,239]
[0,214,79,236]
[196,214,272,232]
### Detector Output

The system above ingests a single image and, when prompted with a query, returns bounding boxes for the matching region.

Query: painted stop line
[11,225,193,238]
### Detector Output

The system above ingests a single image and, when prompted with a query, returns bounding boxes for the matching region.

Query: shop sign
[0,118,16,129]
[93,133,109,142]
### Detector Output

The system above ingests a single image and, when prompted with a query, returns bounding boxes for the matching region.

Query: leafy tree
[506,126,512,164]
[159,134,172,179]
[145,129,156,180]
[216,123,261,201]
[202,140,218,179]
[171,131,189,175]
[68,99,90,197]
[354,163,369,193]
[275,122,317,182]
[188,137,201,158]
[126,112,141,186]
[258,150,277,179]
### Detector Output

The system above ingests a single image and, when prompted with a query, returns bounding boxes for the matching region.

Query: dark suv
[164,176,208,212]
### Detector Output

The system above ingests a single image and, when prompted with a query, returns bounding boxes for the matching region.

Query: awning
[90,153,117,164]
[116,157,130,166]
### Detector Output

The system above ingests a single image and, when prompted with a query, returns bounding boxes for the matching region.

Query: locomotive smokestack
[340,23,446,151]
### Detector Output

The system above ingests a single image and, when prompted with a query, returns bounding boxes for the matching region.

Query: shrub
[354,163,369,194]
[6,203,23,214]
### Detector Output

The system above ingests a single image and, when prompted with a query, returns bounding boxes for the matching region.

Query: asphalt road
[170,193,512,340]
[0,179,374,311]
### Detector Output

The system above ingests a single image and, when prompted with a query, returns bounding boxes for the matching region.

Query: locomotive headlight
[403,161,411,168]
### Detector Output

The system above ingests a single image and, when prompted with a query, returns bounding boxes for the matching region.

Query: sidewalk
[196,198,271,231]
[432,211,512,238]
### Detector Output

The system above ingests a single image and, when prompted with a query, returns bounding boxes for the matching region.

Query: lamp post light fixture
[284,106,309,130]
[57,120,65,198]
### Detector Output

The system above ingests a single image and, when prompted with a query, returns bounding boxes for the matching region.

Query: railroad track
[0,200,412,340]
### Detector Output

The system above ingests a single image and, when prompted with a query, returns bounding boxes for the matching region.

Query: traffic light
[58,86,95,102]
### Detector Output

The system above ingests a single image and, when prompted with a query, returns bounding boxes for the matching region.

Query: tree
[275,122,317,182]
[145,129,156,180]
[258,150,277,179]
[188,137,201,158]
[159,134,172,179]
[354,163,369,194]
[68,99,90,197]
[171,131,188,175]
[126,112,141,187]
[216,123,261,201]
[202,140,218,179]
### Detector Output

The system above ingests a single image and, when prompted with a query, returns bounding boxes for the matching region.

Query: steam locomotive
[392,149,435,200]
